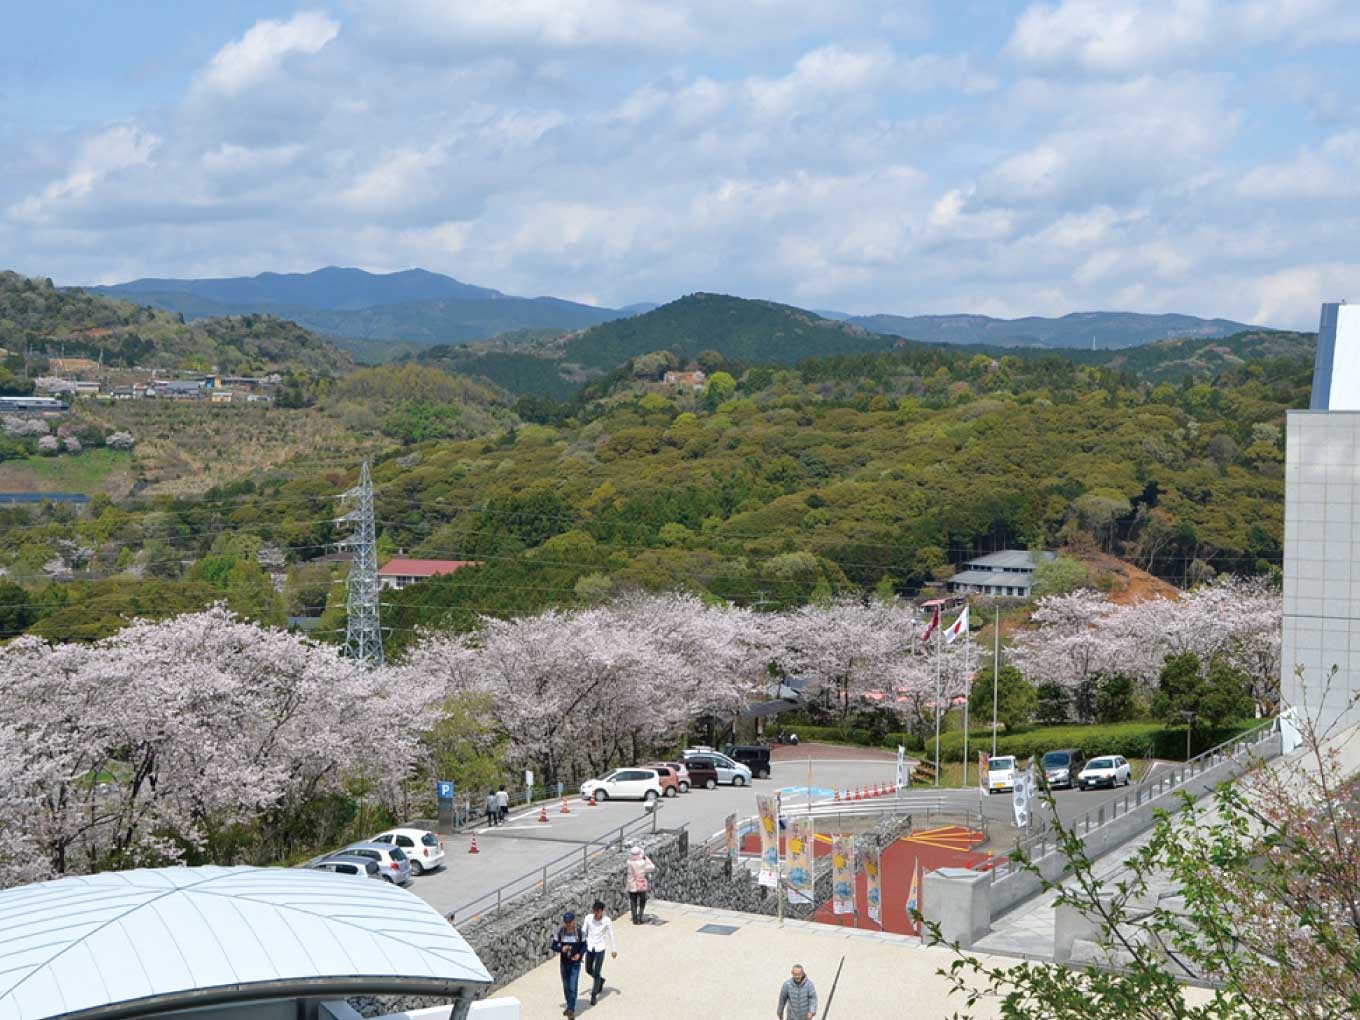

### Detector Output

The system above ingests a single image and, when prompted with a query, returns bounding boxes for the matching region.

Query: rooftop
[378,558,478,577]
[0,865,492,1020]
[948,569,1035,587]
[962,550,1054,570]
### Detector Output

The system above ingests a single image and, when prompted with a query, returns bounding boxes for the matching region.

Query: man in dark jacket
[551,910,586,1018]
[777,964,817,1020]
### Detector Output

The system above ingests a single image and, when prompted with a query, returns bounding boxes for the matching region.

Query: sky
[3,1,1359,328]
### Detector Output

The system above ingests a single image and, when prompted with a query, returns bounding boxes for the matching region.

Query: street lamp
[1180,709,1197,761]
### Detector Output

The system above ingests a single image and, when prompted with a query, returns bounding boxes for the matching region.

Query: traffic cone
[538,804,549,823]
[854,787,862,801]
[589,794,598,807]
[560,798,571,814]
[468,836,479,854]
[833,789,841,802]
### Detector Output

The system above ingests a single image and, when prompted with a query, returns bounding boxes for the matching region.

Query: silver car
[308,854,381,880]
[334,841,412,885]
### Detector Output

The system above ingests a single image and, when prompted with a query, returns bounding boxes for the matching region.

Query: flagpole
[933,618,942,788]
[962,610,970,790]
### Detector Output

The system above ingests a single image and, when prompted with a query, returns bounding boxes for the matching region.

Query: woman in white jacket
[624,846,656,924]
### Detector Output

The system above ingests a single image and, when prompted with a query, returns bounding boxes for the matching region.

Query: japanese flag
[944,606,969,644]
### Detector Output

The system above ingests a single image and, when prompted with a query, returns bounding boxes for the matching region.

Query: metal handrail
[449,812,671,924]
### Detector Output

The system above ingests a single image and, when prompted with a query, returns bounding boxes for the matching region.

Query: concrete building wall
[1310,303,1360,410]
[1283,410,1360,734]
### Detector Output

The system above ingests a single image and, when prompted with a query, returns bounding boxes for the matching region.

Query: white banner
[1012,760,1029,828]
[756,794,780,888]
[895,745,906,789]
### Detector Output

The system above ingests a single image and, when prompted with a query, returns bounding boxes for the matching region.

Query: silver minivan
[334,841,412,885]
[683,748,752,787]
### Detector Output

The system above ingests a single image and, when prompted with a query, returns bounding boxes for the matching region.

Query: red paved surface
[811,826,996,936]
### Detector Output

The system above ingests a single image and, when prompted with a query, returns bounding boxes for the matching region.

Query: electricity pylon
[339,461,383,667]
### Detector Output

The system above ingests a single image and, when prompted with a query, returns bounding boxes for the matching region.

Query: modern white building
[1283,301,1360,735]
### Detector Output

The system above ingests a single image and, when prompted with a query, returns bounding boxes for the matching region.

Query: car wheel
[595,789,610,801]
[733,775,746,787]
[758,768,770,780]
[410,861,424,876]
[664,786,677,798]
[679,782,690,793]
[645,790,659,803]
[705,778,717,790]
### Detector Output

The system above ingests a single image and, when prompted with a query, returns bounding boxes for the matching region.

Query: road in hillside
[403,750,1139,920]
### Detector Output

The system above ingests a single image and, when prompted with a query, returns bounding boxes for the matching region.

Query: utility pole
[993,605,1000,756]
[339,461,383,667]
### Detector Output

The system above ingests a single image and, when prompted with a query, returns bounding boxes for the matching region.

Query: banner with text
[786,816,814,904]
[861,842,882,924]
[831,834,856,915]
[756,794,780,888]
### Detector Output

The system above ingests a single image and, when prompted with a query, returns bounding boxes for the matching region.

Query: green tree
[1035,682,1070,726]
[1031,555,1089,596]
[1094,672,1138,723]
[422,692,507,802]
[969,664,1038,733]
[704,371,736,404]
[0,580,37,635]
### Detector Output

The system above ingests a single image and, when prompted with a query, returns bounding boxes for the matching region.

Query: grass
[0,448,132,496]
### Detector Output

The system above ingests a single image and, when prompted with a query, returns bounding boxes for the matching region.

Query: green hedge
[781,723,922,752]
[928,720,1263,763]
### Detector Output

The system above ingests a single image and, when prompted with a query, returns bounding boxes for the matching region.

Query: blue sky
[3,1,1358,328]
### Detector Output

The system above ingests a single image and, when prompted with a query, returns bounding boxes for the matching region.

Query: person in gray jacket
[777,964,817,1020]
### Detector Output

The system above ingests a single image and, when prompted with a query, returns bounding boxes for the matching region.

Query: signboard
[755,794,780,888]
[436,780,454,801]
[525,770,534,788]
[724,812,738,867]
[831,834,855,915]
[978,752,989,794]
[895,745,906,789]
[862,842,882,924]
[786,816,814,904]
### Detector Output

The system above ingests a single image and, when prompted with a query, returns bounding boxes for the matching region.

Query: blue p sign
[436,781,454,801]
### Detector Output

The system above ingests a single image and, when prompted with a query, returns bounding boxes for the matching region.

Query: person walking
[484,789,499,827]
[625,845,656,924]
[777,964,817,1020]
[581,898,618,1006]
[551,910,586,1018]
[496,786,510,823]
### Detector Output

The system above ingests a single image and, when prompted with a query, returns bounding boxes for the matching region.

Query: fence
[448,812,671,923]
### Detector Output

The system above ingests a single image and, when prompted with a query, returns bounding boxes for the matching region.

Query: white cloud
[197,11,339,96]
[9,124,160,223]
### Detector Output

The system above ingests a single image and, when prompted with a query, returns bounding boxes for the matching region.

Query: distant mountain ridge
[845,310,1265,349]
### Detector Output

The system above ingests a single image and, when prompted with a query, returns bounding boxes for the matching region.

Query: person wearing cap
[581,899,618,1006]
[625,845,656,924]
[551,910,586,1018]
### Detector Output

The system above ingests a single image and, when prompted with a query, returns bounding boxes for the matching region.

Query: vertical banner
[723,812,737,867]
[786,816,814,904]
[978,751,990,793]
[831,834,855,915]
[861,842,882,925]
[906,857,921,924]
[1012,759,1030,828]
[756,794,780,888]
[895,745,906,789]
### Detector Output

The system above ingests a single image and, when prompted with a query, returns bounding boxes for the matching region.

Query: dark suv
[681,756,721,790]
[1041,748,1086,790]
[723,744,772,779]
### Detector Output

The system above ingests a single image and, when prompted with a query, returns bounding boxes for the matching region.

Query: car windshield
[1087,758,1114,769]
[1042,751,1071,767]
[990,757,1015,770]
[421,833,439,846]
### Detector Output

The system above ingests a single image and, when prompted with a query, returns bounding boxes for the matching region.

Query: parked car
[308,855,381,880]
[985,755,1018,794]
[334,841,412,885]
[682,748,751,786]
[1041,749,1086,790]
[646,764,682,797]
[652,760,691,792]
[679,756,720,790]
[580,768,664,802]
[370,827,446,875]
[723,744,772,779]
[1077,755,1132,790]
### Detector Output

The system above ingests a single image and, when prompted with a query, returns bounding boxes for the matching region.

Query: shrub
[928,719,1264,763]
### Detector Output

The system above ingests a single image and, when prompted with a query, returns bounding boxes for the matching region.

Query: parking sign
[436,780,454,801]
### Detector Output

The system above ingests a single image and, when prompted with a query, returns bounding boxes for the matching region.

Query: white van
[986,755,1018,794]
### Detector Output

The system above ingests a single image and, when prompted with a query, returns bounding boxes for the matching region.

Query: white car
[581,768,664,802]
[682,748,752,786]
[1077,756,1133,790]
[371,828,446,875]
[986,756,1018,794]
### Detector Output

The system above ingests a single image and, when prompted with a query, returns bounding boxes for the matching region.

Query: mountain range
[82,267,1267,360]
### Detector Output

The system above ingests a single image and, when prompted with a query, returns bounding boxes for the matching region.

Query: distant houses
[946,549,1056,598]
[663,369,707,390]
[377,558,479,590]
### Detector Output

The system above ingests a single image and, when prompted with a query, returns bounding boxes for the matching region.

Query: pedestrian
[777,964,817,1020]
[497,786,510,823]
[581,898,617,1006]
[484,789,499,827]
[625,845,656,924]
[551,910,586,1018]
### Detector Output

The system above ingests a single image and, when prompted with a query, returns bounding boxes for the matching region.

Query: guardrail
[996,716,1281,880]
[449,812,673,924]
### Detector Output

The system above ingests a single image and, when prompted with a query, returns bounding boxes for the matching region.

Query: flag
[1012,760,1029,828]
[831,834,855,915]
[921,605,940,643]
[944,605,970,644]
[895,745,906,789]
[756,794,779,888]
[862,842,882,924]
[978,751,990,793]
[905,857,921,921]
[786,816,814,904]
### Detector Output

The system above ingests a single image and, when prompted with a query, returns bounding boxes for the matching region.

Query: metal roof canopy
[0,866,492,1020]
[960,549,1052,570]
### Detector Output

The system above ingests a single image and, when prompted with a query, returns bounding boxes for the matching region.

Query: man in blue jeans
[551,910,586,1018]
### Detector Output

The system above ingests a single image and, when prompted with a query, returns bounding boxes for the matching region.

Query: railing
[996,716,1281,879]
[449,812,674,924]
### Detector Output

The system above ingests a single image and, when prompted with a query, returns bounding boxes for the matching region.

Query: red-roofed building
[378,558,478,590]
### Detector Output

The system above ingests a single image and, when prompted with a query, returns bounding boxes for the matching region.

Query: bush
[776,722,919,751]
[928,719,1264,763]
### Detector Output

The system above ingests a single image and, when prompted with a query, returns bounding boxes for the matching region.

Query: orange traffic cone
[538,804,549,823]
[560,798,571,814]
[833,789,841,802]
[468,836,479,854]
[589,794,598,807]
[854,787,862,801]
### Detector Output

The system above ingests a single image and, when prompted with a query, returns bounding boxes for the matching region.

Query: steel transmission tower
[339,461,383,667]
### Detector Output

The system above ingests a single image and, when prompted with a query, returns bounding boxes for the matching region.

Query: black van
[723,744,772,779]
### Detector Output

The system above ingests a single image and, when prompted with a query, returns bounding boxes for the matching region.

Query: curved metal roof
[0,866,492,1020]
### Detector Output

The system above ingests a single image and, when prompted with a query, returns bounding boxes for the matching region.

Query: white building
[946,549,1056,598]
